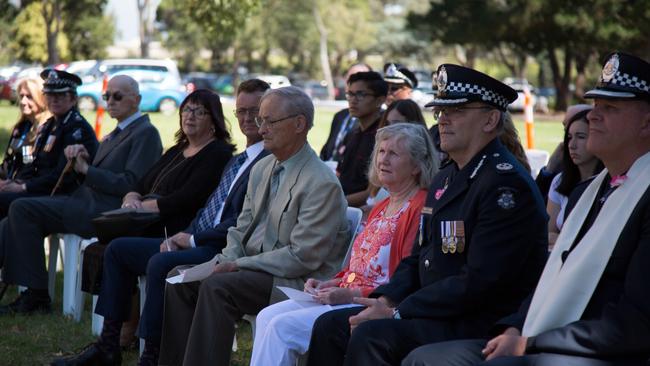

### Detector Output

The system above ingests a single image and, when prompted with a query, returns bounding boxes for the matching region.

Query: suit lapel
[431,169,469,215]
[430,142,494,215]
[93,116,143,165]
[263,147,311,252]
[238,159,274,253]
[223,150,269,210]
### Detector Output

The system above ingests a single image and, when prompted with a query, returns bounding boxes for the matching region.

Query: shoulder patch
[72,128,83,140]
[496,188,516,209]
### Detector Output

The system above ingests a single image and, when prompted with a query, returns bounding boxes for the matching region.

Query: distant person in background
[0,71,98,219]
[320,63,372,162]
[383,63,418,106]
[378,99,426,129]
[0,77,50,180]
[547,108,603,249]
[338,71,387,207]
[535,104,592,200]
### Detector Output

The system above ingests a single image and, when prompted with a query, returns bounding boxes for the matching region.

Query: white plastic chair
[525,149,550,179]
[295,206,363,365]
[341,207,363,268]
[49,234,97,321]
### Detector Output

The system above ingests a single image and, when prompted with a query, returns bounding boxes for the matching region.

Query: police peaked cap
[426,64,517,111]
[41,69,82,93]
[584,52,650,100]
[384,63,418,89]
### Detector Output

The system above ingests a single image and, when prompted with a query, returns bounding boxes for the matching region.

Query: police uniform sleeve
[370,240,424,304]
[396,174,547,320]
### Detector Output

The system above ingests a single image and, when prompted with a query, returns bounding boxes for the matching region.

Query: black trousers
[306,306,473,366]
[401,339,647,366]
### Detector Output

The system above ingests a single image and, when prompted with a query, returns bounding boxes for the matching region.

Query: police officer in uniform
[0,69,98,218]
[384,62,418,106]
[306,64,549,366]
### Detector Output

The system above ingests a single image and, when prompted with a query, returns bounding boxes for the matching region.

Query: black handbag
[92,207,162,244]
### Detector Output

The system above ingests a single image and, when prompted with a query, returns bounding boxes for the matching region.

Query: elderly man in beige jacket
[158,86,350,366]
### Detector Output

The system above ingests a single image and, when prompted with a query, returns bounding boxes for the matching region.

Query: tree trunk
[313,2,335,100]
[547,47,571,112]
[42,0,61,65]
[573,52,590,102]
[137,0,151,58]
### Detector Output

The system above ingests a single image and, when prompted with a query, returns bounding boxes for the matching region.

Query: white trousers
[250,299,361,366]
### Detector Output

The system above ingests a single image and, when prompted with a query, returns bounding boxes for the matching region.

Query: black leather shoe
[0,288,51,315]
[50,343,122,366]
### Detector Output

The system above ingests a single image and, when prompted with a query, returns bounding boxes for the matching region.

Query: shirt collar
[245,141,264,160]
[117,111,142,130]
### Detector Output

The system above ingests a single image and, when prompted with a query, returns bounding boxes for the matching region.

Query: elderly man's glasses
[235,107,260,118]
[254,114,299,128]
[432,106,493,121]
[345,91,377,101]
[181,106,209,118]
[102,92,131,101]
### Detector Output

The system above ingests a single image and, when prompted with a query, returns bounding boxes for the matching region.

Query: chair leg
[91,295,104,336]
[138,276,146,356]
[47,235,60,301]
[62,234,82,317]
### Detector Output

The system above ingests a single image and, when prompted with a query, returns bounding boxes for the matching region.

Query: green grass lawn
[0,101,564,365]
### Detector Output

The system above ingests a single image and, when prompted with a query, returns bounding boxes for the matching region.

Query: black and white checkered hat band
[443,81,510,109]
[44,80,77,92]
[610,71,650,93]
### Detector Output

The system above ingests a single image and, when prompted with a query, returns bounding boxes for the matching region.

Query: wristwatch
[392,308,401,320]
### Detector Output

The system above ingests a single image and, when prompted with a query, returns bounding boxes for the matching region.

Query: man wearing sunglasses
[0,69,98,218]
[307,64,548,366]
[0,74,162,315]
[384,63,418,106]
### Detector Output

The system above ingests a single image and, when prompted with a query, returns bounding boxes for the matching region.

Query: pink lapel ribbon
[610,174,627,187]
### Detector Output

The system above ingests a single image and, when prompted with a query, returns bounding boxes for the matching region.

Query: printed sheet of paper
[277,286,321,308]
[165,255,219,284]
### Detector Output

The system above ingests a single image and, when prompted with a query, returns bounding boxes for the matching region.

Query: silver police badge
[497,191,516,210]
[47,70,58,81]
[601,53,619,83]
[437,66,448,93]
[496,163,513,171]
[72,128,83,140]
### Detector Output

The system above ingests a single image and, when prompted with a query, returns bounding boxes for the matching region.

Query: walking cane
[50,158,75,196]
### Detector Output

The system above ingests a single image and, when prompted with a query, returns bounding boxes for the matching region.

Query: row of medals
[442,235,465,254]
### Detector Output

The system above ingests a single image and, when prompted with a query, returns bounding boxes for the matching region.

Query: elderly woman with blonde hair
[0,77,50,180]
[249,123,439,366]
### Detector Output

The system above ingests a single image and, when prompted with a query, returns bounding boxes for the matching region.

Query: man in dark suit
[306,64,549,366]
[0,69,98,218]
[401,52,650,366]
[0,74,162,315]
[50,79,271,366]
[320,63,372,162]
